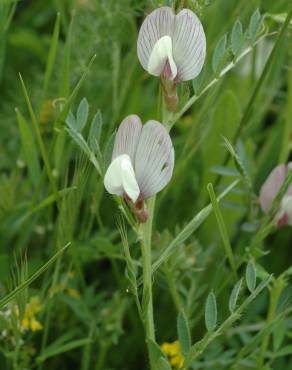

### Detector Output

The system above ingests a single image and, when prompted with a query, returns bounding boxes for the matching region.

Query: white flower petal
[112,115,142,163]
[259,164,287,214]
[137,7,175,75]
[104,154,140,202]
[281,195,292,225]
[121,157,141,203]
[147,35,177,79]
[134,120,174,198]
[172,9,206,81]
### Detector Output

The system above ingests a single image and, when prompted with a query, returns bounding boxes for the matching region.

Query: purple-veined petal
[112,115,142,162]
[137,7,175,75]
[259,164,288,214]
[281,195,292,225]
[104,154,140,202]
[134,120,174,198]
[172,9,206,81]
[287,162,292,196]
[147,35,177,79]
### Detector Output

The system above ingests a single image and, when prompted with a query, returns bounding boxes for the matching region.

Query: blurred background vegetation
[0,0,291,369]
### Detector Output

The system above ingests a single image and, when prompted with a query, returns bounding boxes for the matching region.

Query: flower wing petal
[172,9,206,81]
[112,115,142,162]
[104,154,140,202]
[135,121,174,198]
[137,7,175,75]
[259,164,287,214]
[121,157,140,203]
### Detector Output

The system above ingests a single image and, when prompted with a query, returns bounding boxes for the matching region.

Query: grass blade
[0,243,70,309]
[207,183,237,277]
[19,73,60,208]
[43,12,60,93]
[16,108,41,187]
[151,180,239,276]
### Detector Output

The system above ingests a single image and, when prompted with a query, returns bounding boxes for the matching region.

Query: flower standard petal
[172,9,206,81]
[104,154,140,202]
[134,120,174,199]
[112,115,142,162]
[137,7,175,76]
[259,164,288,214]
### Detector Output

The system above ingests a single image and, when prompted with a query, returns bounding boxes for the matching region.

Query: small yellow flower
[20,297,43,332]
[30,318,43,332]
[161,341,184,369]
[21,317,30,330]
[67,288,80,299]
[26,297,42,316]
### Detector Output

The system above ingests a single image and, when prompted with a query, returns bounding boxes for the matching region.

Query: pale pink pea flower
[259,163,292,226]
[104,115,174,221]
[137,6,206,82]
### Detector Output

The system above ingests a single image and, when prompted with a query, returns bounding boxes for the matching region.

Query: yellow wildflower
[30,318,43,332]
[20,297,43,332]
[67,288,80,299]
[161,341,184,369]
[21,317,30,330]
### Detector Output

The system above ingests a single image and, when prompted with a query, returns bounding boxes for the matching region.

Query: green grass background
[0,0,291,369]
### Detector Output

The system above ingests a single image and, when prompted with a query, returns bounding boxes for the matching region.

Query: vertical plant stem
[164,266,182,312]
[81,324,96,370]
[140,197,156,370]
[12,331,21,370]
[95,343,108,370]
[38,255,62,370]
[258,277,285,367]
[279,41,292,162]
[141,197,156,342]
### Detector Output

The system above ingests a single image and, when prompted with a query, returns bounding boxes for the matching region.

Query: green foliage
[88,110,103,153]
[0,1,292,370]
[248,8,263,44]
[76,98,89,132]
[231,19,243,56]
[177,310,191,356]
[212,34,227,74]
[205,292,217,331]
[16,108,41,187]
[246,260,257,292]
[148,339,170,370]
[229,278,243,313]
